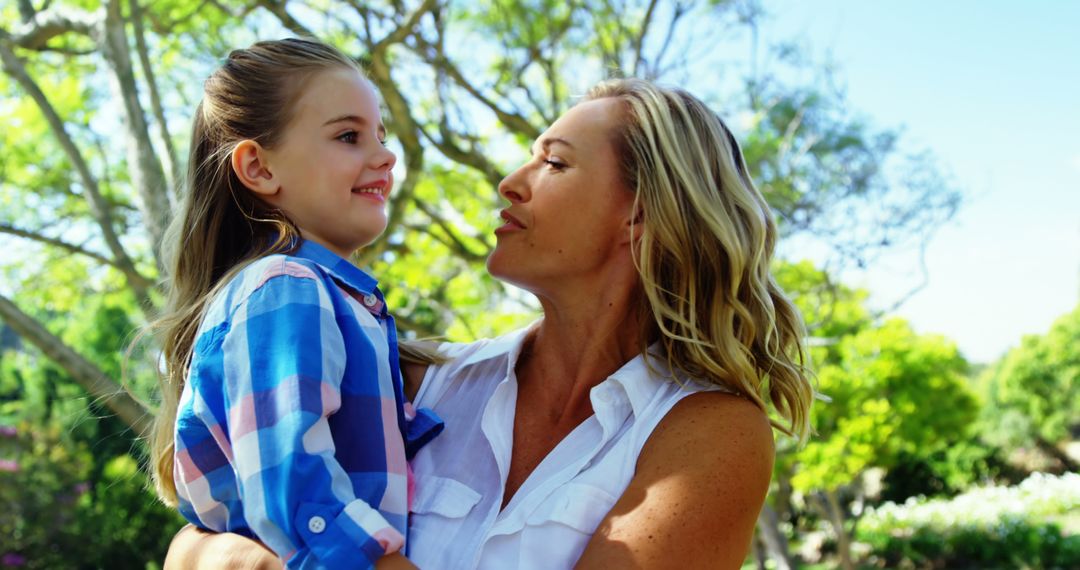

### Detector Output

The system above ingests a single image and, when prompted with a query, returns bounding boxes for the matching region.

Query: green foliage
[859,473,1080,569]
[862,520,1080,570]
[0,421,184,569]
[977,304,1080,450]
[791,315,978,494]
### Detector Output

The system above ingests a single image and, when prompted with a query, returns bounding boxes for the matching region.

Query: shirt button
[363,293,378,306]
[308,516,327,534]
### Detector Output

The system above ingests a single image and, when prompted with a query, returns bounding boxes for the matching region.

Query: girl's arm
[573,391,775,569]
[179,265,405,568]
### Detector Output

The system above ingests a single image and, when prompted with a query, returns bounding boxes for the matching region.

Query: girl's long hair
[586,79,815,441]
[149,38,362,504]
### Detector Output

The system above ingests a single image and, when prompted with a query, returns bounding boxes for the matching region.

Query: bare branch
[631,0,660,76]
[0,222,154,291]
[0,293,152,439]
[255,0,315,37]
[97,0,171,264]
[2,5,98,49]
[373,0,437,51]
[410,201,489,263]
[418,124,504,191]
[16,0,35,22]
[650,1,690,79]
[130,0,180,201]
[413,36,541,140]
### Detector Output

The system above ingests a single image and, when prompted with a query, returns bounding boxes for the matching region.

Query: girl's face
[487,97,637,297]
[261,68,396,258]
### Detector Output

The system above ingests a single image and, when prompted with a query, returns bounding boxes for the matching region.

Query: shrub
[858,473,1080,569]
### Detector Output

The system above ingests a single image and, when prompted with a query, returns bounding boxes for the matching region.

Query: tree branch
[0,293,152,439]
[130,0,179,202]
[255,0,314,37]
[0,38,152,311]
[100,0,171,264]
[413,36,541,140]
[2,5,98,49]
[372,0,436,52]
[410,201,489,263]
[0,222,154,291]
[631,0,660,76]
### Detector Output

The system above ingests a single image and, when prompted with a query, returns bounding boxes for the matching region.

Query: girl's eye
[337,131,358,144]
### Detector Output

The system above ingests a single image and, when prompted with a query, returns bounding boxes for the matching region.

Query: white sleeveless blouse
[406,327,726,569]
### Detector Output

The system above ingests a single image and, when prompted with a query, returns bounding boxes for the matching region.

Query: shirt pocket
[525,483,618,534]
[408,476,483,565]
[411,475,482,519]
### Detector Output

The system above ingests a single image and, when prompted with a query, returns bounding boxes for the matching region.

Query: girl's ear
[231,140,278,197]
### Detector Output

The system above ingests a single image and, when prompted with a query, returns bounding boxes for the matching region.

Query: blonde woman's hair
[585,78,814,441]
[149,38,364,505]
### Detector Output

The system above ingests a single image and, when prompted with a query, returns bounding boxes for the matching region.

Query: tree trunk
[99,0,171,263]
[751,531,768,570]
[0,294,152,439]
[1036,436,1080,472]
[813,489,855,570]
[756,503,796,570]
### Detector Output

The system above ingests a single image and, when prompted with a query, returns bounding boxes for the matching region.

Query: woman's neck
[517,282,649,423]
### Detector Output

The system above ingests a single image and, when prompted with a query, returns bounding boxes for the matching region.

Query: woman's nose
[497,165,530,203]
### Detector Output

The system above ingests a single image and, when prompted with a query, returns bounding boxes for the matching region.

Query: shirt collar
[599,349,681,419]
[459,325,685,420]
[293,240,378,296]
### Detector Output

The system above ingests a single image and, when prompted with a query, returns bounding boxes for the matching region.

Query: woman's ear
[231,140,278,197]
[622,204,645,245]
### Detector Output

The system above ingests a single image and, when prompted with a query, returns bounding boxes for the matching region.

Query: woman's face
[487,97,637,296]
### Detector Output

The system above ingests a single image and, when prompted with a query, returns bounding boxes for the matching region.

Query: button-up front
[407,327,727,569]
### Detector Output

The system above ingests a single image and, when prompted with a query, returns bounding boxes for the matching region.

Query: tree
[0,0,958,433]
[793,318,977,569]
[978,304,1080,472]
[1,1,962,565]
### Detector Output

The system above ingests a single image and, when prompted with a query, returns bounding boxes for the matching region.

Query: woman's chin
[486,256,538,293]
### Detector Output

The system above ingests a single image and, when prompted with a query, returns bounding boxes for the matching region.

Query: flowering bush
[0,421,184,569]
[858,472,1080,569]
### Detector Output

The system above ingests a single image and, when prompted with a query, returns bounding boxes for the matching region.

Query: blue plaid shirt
[173,241,442,569]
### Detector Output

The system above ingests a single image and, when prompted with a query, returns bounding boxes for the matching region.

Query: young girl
[149,38,441,569]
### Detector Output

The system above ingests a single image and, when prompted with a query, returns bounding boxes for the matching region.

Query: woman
[166,78,814,569]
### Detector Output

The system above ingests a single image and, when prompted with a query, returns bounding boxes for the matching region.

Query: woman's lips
[495,210,526,234]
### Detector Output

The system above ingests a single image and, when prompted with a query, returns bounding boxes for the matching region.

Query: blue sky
[750,0,1080,363]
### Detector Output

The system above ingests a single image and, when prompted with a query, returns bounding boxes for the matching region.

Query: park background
[1,0,1077,568]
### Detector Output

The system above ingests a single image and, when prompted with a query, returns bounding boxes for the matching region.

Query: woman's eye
[337,131,358,144]
[544,158,567,170]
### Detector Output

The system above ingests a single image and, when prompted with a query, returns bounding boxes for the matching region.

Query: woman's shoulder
[639,390,774,476]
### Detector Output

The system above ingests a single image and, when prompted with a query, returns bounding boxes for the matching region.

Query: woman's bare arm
[163,525,419,569]
[401,360,430,401]
[574,391,775,569]
[164,525,280,570]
